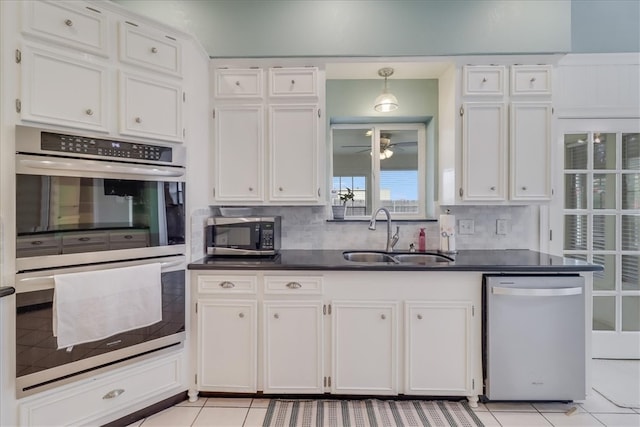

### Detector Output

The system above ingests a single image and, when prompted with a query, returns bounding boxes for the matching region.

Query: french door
[552,119,639,359]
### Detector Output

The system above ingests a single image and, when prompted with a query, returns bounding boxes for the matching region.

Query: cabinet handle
[238,312,245,318]
[124,235,133,239]
[102,389,124,400]
[151,47,158,54]
[380,314,386,320]
[285,282,302,289]
[219,281,235,289]
[417,314,423,320]
[274,313,279,319]
[85,109,93,116]
[490,186,496,191]
[522,186,527,190]
[135,117,142,124]
[31,240,43,246]
[317,187,321,197]
[78,237,91,242]
[64,19,73,27]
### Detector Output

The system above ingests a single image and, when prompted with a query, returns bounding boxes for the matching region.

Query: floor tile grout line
[190,405,206,427]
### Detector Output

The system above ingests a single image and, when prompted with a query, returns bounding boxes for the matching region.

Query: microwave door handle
[18,158,184,178]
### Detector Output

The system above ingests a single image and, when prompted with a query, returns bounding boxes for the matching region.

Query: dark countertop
[188,249,602,273]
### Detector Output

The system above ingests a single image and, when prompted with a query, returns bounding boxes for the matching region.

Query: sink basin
[393,253,454,264]
[342,251,399,263]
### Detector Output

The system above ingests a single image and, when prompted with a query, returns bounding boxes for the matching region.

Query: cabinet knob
[64,19,73,27]
[248,187,253,191]
[279,187,283,192]
[85,109,93,116]
[482,77,487,83]
[274,313,279,319]
[291,79,295,85]
[238,312,245,318]
[490,186,496,191]
[522,186,527,191]
[102,389,124,400]
[151,47,158,54]
[417,314,423,320]
[219,281,235,289]
[530,77,536,83]
[235,81,241,86]
[286,281,302,289]
[380,314,386,320]
[135,117,142,123]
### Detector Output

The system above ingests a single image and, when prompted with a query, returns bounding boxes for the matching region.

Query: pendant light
[374,67,399,112]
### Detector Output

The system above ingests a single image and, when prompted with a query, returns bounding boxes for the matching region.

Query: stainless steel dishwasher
[484,274,586,401]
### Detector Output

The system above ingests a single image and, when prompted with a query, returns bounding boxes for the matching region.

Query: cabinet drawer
[215,69,263,98]
[22,1,108,56]
[119,22,182,77]
[264,276,323,295]
[269,68,318,97]
[61,231,108,246]
[109,230,149,243]
[198,275,257,294]
[462,66,505,96]
[17,235,60,250]
[19,354,181,427]
[511,65,552,96]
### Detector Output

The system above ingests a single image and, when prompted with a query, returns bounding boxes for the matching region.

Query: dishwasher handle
[492,286,583,297]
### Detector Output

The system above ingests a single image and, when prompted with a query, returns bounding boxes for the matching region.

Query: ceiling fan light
[380,148,394,159]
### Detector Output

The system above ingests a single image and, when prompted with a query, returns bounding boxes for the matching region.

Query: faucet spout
[369,207,394,252]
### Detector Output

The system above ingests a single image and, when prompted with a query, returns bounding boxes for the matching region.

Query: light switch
[459,219,474,235]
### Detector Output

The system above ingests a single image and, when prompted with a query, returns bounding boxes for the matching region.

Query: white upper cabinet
[21,1,109,57]
[118,21,182,77]
[211,65,324,205]
[20,44,109,132]
[119,72,183,142]
[459,64,553,203]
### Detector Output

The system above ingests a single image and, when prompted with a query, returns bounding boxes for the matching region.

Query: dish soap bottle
[418,228,426,252]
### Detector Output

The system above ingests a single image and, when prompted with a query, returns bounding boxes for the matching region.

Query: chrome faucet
[368,207,399,252]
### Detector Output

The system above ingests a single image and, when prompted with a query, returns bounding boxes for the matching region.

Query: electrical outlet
[459,219,474,235]
[496,219,509,235]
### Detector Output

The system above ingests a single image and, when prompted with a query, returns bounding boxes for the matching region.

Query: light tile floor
[126,391,640,427]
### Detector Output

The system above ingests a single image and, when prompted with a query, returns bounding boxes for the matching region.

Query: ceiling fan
[342,132,417,159]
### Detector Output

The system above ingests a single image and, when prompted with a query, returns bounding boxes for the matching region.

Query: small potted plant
[332,187,354,220]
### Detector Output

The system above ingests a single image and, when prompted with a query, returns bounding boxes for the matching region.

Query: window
[331,124,427,219]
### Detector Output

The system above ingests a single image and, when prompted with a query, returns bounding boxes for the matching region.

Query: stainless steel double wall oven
[14,125,187,396]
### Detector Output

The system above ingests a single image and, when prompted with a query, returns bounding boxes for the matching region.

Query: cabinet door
[461,102,507,201]
[405,302,473,395]
[213,105,264,202]
[510,102,553,201]
[269,104,320,203]
[20,45,108,132]
[119,72,183,142]
[119,22,182,77]
[197,300,257,392]
[263,301,323,393]
[332,301,398,395]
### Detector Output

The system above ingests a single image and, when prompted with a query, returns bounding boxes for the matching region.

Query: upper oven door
[16,154,186,271]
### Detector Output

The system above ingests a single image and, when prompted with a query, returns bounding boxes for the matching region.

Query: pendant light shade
[374,68,399,112]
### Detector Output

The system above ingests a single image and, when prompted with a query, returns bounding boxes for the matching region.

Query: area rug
[262,399,485,427]
[592,358,640,408]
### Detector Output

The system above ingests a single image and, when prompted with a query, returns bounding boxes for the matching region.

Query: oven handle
[18,260,184,286]
[19,158,185,178]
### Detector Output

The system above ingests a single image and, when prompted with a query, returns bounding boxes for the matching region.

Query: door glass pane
[622,173,640,209]
[333,128,372,217]
[593,174,616,209]
[593,215,616,251]
[565,174,587,209]
[593,296,616,331]
[622,133,640,170]
[378,129,419,214]
[622,215,640,250]
[565,134,588,169]
[622,255,640,291]
[621,296,640,332]
[565,253,588,262]
[564,215,587,250]
[593,133,616,170]
[593,254,616,291]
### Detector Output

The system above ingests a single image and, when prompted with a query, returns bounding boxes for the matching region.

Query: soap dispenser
[418,228,426,252]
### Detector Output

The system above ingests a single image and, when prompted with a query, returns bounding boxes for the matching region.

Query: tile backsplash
[192,205,539,259]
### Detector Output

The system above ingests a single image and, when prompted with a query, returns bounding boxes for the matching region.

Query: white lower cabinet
[404,301,473,395]
[331,301,398,395]
[19,352,183,427]
[263,301,324,393]
[197,299,257,392]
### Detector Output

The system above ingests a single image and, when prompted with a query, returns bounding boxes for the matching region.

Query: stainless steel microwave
[206,216,281,256]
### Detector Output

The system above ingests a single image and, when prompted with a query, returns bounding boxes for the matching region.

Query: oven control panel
[41,132,173,162]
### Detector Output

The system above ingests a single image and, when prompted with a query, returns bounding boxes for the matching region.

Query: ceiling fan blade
[342,145,370,148]
[390,141,417,146]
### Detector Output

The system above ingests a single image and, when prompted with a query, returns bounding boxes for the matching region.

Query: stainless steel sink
[393,253,454,264]
[342,251,399,263]
[342,251,453,264]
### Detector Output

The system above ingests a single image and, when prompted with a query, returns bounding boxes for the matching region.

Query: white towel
[53,263,162,350]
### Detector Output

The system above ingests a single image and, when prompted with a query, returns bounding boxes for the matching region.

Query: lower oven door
[15,255,185,397]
